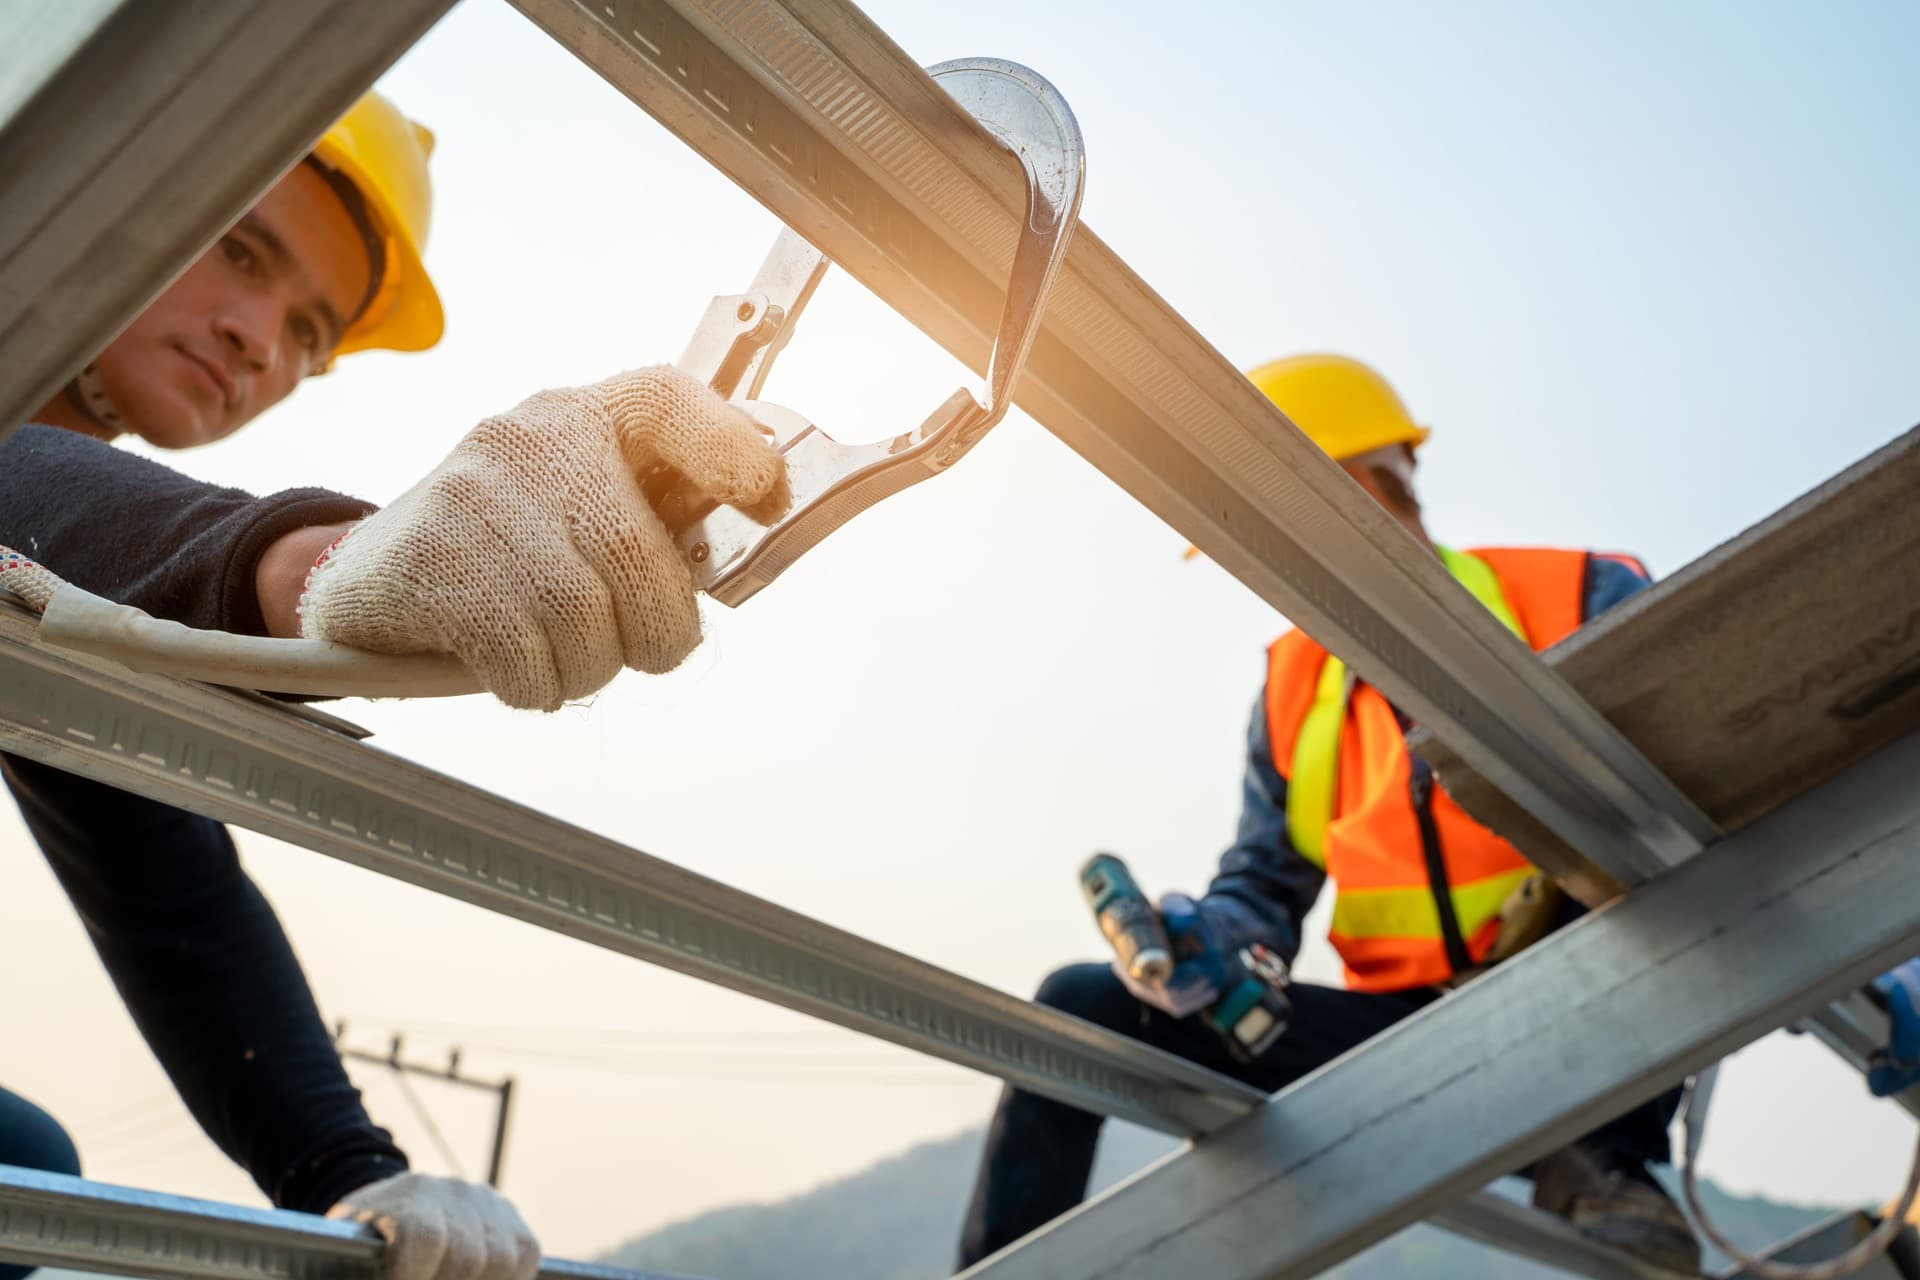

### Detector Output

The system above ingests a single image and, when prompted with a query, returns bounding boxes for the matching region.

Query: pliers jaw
[647,57,1085,607]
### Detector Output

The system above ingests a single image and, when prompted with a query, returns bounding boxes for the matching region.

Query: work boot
[1531,1142,1702,1275]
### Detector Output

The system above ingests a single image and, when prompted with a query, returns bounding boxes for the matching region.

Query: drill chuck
[1079,853,1173,982]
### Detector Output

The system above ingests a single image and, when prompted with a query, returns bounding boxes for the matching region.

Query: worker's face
[89,163,371,449]
[1341,445,1432,550]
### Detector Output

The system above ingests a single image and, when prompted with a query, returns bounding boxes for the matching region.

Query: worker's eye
[289,312,322,353]
[218,236,260,275]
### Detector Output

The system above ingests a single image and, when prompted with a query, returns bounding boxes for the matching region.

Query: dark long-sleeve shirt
[0,424,373,632]
[0,424,405,1209]
[1204,554,1653,966]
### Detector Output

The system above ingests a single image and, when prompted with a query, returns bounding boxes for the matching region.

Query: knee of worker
[1033,962,1138,1031]
[0,1092,82,1280]
[0,1090,81,1179]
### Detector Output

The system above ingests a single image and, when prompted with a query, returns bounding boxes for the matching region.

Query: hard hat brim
[335,230,444,355]
[311,135,445,357]
[1313,419,1430,461]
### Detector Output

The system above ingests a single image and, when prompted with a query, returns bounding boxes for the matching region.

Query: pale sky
[4,0,1918,1262]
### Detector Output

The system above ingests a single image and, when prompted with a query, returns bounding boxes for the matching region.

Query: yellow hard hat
[309,92,444,356]
[1245,353,1429,461]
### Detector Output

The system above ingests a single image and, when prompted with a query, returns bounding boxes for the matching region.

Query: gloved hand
[327,1173,539,1280]
[1113,893,1237,1018]
[300,366,788,710]
[1868,959,1920,1097]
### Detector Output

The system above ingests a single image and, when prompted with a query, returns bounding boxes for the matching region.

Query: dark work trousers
[956,962,1682,1269]
[0,1087,82,1280]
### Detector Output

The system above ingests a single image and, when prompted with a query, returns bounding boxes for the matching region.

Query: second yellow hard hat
[1246,353,1429,462]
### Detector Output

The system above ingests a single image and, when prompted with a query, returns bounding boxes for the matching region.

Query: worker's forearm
[4,425,371,634]
[256,522,357,639]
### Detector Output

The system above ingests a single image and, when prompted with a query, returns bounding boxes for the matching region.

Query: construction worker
[957,354,1702,1273]
[0,93,782,1280]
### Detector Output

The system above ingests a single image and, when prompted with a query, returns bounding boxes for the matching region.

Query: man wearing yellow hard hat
[0,93,786,1280]
[958,355,1701,1273]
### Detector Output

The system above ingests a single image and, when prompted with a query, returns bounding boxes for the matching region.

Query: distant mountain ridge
[599,1124,1841,1279]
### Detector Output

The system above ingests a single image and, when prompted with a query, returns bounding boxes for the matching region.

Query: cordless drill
[1078,853,1293,1062]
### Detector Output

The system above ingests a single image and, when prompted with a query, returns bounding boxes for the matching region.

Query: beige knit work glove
[328,1173,539,1280]
[301,366,787,710]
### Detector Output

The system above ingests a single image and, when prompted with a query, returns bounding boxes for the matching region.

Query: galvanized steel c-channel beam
[0,602,1259,1138]
[0,1166,690,1280]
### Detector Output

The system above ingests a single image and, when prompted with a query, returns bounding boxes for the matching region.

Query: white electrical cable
[1679,1067,1920,1279]
[1,543,480,698]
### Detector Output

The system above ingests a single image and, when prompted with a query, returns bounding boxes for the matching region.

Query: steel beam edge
[0,0,458,438]
[0,1166,693,1280]
[0,603,1261,1137]
[1427,1194,1691,1280]
[506,0,1715,900]
[962,729,1920,1279]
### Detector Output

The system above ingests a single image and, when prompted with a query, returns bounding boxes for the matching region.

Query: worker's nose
[212,295,282,376]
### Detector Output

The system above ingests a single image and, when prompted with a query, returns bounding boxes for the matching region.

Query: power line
[339,1017,959,1068]
[427,1041,961,1070]
[338,1015,849,1043]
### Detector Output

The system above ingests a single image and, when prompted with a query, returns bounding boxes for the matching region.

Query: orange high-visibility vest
[1266,547,1635,993]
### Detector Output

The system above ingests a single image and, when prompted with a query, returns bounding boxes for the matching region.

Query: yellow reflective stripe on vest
[1329,865,1535,942]
[1284,547,1528,867]
[1282,657,1350,869]
[1435,545,1528,643]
